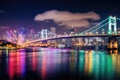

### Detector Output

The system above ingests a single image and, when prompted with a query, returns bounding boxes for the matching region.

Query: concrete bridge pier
[107,36,118,54]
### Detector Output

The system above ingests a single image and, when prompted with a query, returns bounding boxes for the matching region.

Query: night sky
[0,0,120,34]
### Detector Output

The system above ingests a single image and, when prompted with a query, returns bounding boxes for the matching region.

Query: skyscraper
[17,26,26,44]
[29,29,35,40]
[50,27,56,34]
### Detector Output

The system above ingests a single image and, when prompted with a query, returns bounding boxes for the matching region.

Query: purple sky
[0,0,120,34]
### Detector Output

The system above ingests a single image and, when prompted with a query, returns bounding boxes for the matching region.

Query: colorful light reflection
[8,50,25,79]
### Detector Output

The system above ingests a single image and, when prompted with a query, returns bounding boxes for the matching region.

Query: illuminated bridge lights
[20,33,120,47]
[6,16,119,49]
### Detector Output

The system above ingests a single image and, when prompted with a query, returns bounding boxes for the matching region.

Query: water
[0,48,120,80]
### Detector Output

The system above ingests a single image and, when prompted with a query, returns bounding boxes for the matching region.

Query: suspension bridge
[1,16,120,50]
[18,16,119,47]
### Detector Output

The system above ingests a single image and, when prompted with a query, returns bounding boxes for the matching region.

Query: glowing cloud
[0,26,9,29]
[34,10,100,28]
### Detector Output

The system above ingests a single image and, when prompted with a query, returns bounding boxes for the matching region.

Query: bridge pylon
[108,16,117,34]
[41,29,48,39]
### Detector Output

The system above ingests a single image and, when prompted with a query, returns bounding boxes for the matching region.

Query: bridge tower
[41,29,48,39]
[108,16,117,34]
[107,16,119,54]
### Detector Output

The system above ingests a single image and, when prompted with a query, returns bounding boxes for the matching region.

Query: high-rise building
[50,27,56,34]
[30,29,35,40]
[17,27,26,44]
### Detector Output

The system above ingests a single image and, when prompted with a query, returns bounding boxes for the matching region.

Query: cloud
[0,26,9,29]
[34,10,100,28]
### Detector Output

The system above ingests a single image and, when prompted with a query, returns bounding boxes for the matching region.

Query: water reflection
[0,48,120,80]
[8,50,26,79]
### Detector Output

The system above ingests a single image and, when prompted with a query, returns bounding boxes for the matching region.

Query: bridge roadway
[23,34,120,44]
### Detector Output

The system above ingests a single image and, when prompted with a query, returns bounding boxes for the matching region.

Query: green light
[91,22,108,33]
[80,18,108,34]
[108,30,112,34]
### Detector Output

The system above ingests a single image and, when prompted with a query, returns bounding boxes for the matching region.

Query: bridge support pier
[107,36,118,54]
